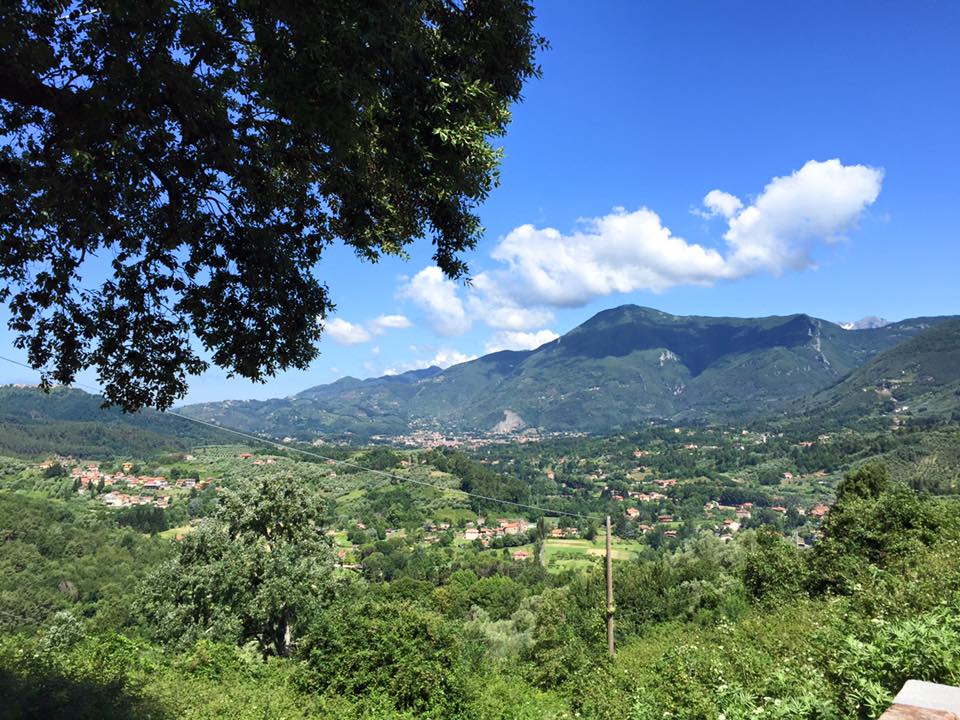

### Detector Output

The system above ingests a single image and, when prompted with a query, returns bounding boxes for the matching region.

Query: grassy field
[543,534,644,572]
[158,523,194,540]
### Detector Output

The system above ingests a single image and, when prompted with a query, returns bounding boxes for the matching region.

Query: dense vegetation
[0,386,230,458]
[4,452,960,719]
[3,374,960,718]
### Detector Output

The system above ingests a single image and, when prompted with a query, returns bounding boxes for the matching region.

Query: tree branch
[0,66,80,113]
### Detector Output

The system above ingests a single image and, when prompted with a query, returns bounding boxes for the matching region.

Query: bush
[299,598,470,715]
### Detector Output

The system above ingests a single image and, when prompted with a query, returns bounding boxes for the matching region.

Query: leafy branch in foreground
[0,1,546,410]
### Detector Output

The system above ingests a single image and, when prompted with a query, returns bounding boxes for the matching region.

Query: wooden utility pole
[605,514,615,656]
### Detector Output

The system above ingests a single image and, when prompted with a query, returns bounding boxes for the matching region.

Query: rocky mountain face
[839,316,891,330]
[177,306,957,438]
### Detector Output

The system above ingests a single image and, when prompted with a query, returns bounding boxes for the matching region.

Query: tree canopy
[0,1,545,410]
[141,474,333,657]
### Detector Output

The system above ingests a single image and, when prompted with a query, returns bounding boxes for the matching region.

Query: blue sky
[2,1,958,403]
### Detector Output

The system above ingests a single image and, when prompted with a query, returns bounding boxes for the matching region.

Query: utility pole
[605,514,615,656]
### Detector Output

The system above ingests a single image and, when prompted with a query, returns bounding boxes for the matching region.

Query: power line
[0,354,599,521]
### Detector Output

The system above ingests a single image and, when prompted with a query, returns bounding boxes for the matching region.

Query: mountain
[809,318,960,425]
[178,306,956,438]
[839,316,890,330]
[0,385,231,458]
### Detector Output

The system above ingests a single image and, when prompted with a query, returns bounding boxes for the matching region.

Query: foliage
[141,475,334,657]
[1,0,545,410]
[0,491,167,635]
[299,595,471,716]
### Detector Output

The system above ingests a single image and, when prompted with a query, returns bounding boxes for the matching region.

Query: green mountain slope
[178,306,956,438]
[809,318,960,426]
[0,385,231,458]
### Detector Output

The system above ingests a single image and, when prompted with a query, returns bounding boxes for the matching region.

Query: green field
[543,534,643,572]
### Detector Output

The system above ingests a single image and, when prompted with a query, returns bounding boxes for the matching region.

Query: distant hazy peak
[839,316,890,330]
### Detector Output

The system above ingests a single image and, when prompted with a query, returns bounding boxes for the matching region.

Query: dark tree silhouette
[0,1,545,410]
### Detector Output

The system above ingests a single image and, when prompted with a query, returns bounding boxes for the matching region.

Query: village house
[512,550,530,561]
[657,514,673,523]
[809,503,830,518]
[625,507,640,519]
[498,518,530,536]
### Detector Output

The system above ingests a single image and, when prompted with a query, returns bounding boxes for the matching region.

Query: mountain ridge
[177,305,958,438]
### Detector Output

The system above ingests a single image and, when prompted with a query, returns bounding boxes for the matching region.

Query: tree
[835,462,890,503]
[742,527,808,603]
[141,474,333,657]
[0,2,546,410]
[301,596,468,716]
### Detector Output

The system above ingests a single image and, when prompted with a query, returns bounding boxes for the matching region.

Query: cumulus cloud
[723,158,883,274]
[385,347,477,375]
[399,266,471,336]
[324,318,373,345]
[485,329,560,354]
[467,274,555,330]
[369,314,412,334]
[479,159,882,308]
[699,189,743,219]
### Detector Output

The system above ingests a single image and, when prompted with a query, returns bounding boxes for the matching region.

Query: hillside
[0,385,231,458]
[809,318,960,426]
[179,306,956,438]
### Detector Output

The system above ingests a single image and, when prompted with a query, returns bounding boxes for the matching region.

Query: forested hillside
[178,307,955,438]
[809,318,960,426]
[0,386,232,458]
[4,463,960,719]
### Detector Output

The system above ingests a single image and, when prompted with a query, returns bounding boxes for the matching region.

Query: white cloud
[371,345,380,355]
[369,314,412,334]
[723,158,883,274]
[385,347,477,375]
[700,189,743,219]
[399,266,471,336]
[480,159,882,307]
[324,318,372,345]
[485,329,560,354]
[427,348,477,368]
[467,274,555,330]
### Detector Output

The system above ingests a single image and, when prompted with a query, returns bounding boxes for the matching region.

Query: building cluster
[58,462,217,510]
[100,492,171,509]
[462,517,531,544]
